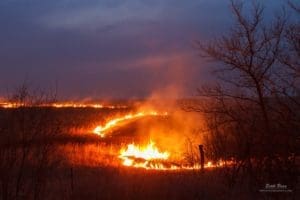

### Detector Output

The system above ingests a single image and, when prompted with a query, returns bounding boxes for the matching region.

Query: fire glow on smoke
[92,110,232,170]
[1,100,234,171]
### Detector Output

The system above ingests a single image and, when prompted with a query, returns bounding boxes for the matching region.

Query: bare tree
[279,1,300,100]
[184,0,299,195]
[0,83,62,200]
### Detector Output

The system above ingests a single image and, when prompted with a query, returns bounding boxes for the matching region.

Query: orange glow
[51,103,104,108]
[93,111,168,138]
[0,101,127,109]
[1,99,234,171]
[0,102,16,108]
[119,141,170,168]
[119,141,231,170]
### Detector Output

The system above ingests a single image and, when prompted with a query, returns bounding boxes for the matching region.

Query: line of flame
[93,111,168,138]
[0,102,127,109]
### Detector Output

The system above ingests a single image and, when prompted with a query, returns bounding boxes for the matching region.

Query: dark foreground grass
[46,166,224,200]
[43,165,297,200]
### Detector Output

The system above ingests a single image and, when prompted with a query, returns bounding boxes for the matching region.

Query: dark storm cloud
[0,0,288,99]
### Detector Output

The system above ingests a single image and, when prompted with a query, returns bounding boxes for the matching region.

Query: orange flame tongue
[119,141,232,170]
[119,141,170,168]
[93,111,167,138]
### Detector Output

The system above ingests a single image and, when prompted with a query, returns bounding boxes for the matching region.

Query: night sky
[0,0,289,99]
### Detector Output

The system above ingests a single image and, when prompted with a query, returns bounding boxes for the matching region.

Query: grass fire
[92,111,168,138]
[0,0,299,199]
[0,93,298,200]
[0,92,298,199]
[119,141,170,168]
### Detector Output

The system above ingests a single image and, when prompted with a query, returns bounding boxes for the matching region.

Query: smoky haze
[0,0,287,99]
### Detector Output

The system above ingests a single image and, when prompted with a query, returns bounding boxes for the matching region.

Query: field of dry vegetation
[1,1,300,199]
[0,94,298,199]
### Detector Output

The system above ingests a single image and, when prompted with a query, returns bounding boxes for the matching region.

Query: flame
[1,99,234,171]
[0,102,18,108]
[93,111,168,138]
[0,101,127,109]
[119,141,170,168]
[51,103,104,108]
[119,141,232,170]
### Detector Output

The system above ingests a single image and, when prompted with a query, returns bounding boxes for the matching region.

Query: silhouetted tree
[0,83,62,200]
[184,0,299,197]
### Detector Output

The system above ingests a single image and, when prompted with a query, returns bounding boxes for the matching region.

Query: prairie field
[0,102,298,200]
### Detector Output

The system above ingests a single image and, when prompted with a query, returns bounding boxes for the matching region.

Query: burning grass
[119,141,169,167]
[0,101,296,199]
[0,101,128,109]
[92,111,168,137]
[0,101,230,171]
[118,141,231,170]
[85,108,231,171]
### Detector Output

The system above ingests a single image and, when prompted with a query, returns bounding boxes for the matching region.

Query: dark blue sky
[0,0,291,99]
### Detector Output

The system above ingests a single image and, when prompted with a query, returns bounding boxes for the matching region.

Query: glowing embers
[119,141,170,169]
[93,111,168,138]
